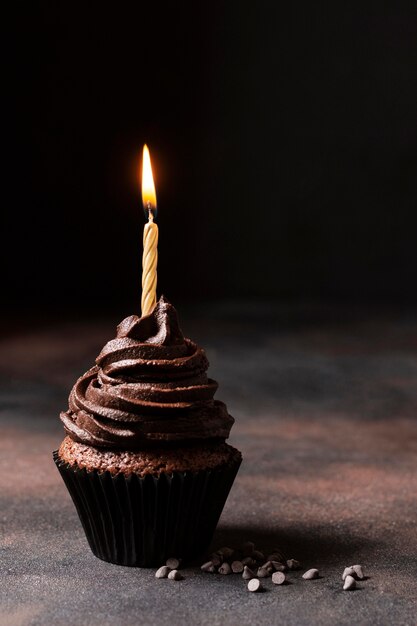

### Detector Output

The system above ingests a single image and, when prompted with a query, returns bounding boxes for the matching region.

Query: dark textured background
[2,5,417,625]
[4,3,417,312]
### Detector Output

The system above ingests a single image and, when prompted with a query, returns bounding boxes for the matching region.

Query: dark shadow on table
[207,524,375,567]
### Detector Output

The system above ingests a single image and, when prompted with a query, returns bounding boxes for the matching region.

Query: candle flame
[141,144,157,213]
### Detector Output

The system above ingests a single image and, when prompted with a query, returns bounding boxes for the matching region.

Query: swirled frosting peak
[60,296,234,449]
[116,295,185,345]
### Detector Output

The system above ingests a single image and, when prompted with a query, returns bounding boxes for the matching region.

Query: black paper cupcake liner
[53,450,241,567]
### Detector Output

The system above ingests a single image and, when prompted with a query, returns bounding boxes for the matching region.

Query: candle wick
[146,203,154,222]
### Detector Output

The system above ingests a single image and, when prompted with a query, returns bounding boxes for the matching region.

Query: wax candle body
[141,215,159,316]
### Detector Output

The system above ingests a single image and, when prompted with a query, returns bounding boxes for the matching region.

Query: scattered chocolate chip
[242,541,255,556]
[166,558,181,570]
[342,566,355,581]
[218,562,232,575]
[247,578,262,592]
[168,569,183,581]
[287,559,301,570]
[201,561,216,573]
[231,560,244,573]
[257,567,270,578]
[269,549,286,562]
[252,550,265,562]
[343,575,356,590]
[242,557,256,567]
[210,554,223,567]
[242,566,255,580]
[271,561,287,572]
[218,547,234,560]
[272,571,286,585]
[260,562,274,576]
[302,569,319,580]
[352,564,364,580]
[155,566,170,579]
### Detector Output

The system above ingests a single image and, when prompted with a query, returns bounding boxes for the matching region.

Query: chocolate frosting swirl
[60,296,234,449]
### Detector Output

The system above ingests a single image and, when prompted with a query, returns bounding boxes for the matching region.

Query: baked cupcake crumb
[58,435,242,476]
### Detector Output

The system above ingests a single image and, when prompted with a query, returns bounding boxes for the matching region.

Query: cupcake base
[53,447,241,567]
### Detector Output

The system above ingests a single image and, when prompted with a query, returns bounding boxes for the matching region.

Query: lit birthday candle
[141,144,158,316]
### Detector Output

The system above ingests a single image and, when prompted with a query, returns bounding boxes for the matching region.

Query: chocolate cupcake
[54,296,241,566]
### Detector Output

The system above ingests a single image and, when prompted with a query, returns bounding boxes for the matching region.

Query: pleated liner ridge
[53,450,241,567]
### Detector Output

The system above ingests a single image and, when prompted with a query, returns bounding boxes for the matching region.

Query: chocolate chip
[271,561,287,572]
[210,554,223,567]
[218,562,232,575]
[272,571,286,585]
[342,566,355,581]
[269,549,286,562]
[343,575,356,590]
[155,566,170,579]
[247,578,262,592]
[168,569,183,581]
[257,567,270,578]
[242,566,255,580]
[252,550,265,562]
[166,557,181,570]
[218,546,234,560]
[302,568,319,580]
[260,562,274,576]
[201,561,216,573]
[231,560,244,573]
[286,559,301,570]
[352,564,364,580]
[242,557,256,567]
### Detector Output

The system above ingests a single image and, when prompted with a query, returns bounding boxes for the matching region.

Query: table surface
[1,302,417,626]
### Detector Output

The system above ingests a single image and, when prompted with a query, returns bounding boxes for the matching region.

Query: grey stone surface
[1,302,417,625]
